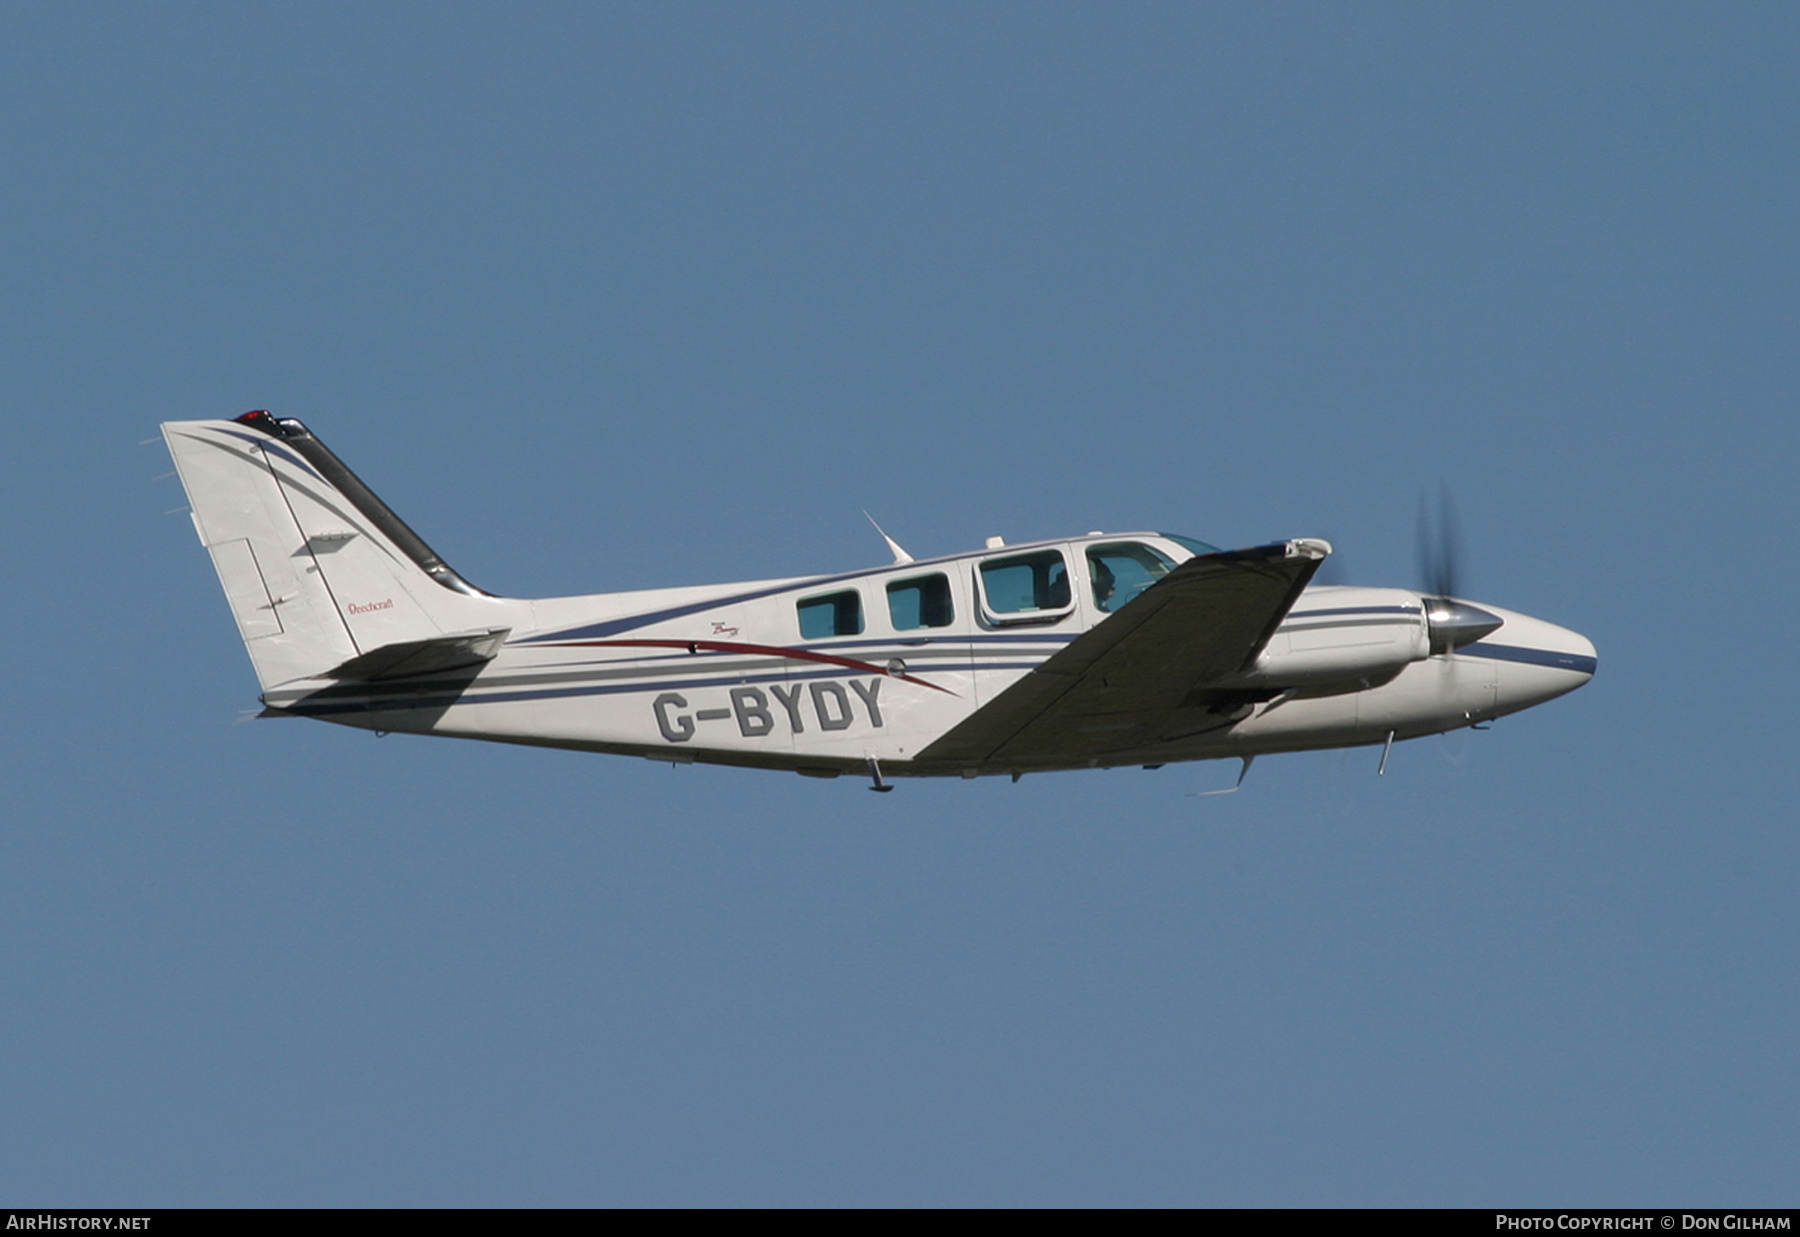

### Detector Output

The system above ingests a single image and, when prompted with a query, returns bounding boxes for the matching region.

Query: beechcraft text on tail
[161,412,1596,790]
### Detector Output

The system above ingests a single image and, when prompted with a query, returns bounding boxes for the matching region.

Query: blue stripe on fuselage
[277,657,1052,717]
[1285,604,1419,620]
[1458,641,1597,675]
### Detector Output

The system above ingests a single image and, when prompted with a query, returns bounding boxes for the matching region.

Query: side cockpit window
[979,550,1071,621]
[1087,542,1174,613]
[797,590,863,639]
[887,574,954,630]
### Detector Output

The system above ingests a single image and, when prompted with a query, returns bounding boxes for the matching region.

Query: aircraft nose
[1462,606,1597,717]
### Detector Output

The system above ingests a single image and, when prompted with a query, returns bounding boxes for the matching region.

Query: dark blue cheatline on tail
[228,412,489,597]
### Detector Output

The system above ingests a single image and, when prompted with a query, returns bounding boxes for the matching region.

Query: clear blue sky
[3,2,1796,1206]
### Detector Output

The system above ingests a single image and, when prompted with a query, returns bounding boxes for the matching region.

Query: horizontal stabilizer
[321,627,511,682]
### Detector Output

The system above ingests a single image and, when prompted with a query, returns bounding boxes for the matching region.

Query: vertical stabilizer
[162,413,507,692]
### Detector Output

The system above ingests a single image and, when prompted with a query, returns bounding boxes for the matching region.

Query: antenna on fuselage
[863,512,914,565]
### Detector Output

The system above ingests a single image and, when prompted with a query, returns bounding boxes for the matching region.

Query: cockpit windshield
[1087,542,1175,613]
[1161,533,1220,559]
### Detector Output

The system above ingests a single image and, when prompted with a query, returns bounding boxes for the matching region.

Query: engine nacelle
[1223,586,1430,691]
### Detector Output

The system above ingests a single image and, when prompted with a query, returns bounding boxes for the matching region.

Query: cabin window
[797,590,863,639]
[1087,542,1175,613]
[979,550,1071,616]
[887,574,954,630]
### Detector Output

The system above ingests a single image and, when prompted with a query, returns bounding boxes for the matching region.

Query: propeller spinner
[1417,485,1503,653]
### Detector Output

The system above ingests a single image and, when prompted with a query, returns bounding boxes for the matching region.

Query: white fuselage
[261,533,1595,778]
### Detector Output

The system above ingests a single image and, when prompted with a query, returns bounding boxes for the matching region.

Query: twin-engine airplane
[162,413,1596,790]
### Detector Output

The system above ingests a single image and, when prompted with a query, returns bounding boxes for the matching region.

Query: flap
[916,540,1328,768]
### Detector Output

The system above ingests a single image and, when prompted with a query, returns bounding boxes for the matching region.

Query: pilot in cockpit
[1091,557,1117,611]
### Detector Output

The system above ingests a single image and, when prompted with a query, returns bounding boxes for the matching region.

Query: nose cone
[1457,603,1597,717]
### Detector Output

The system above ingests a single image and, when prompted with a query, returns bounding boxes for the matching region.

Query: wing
[916,539,1329,769]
